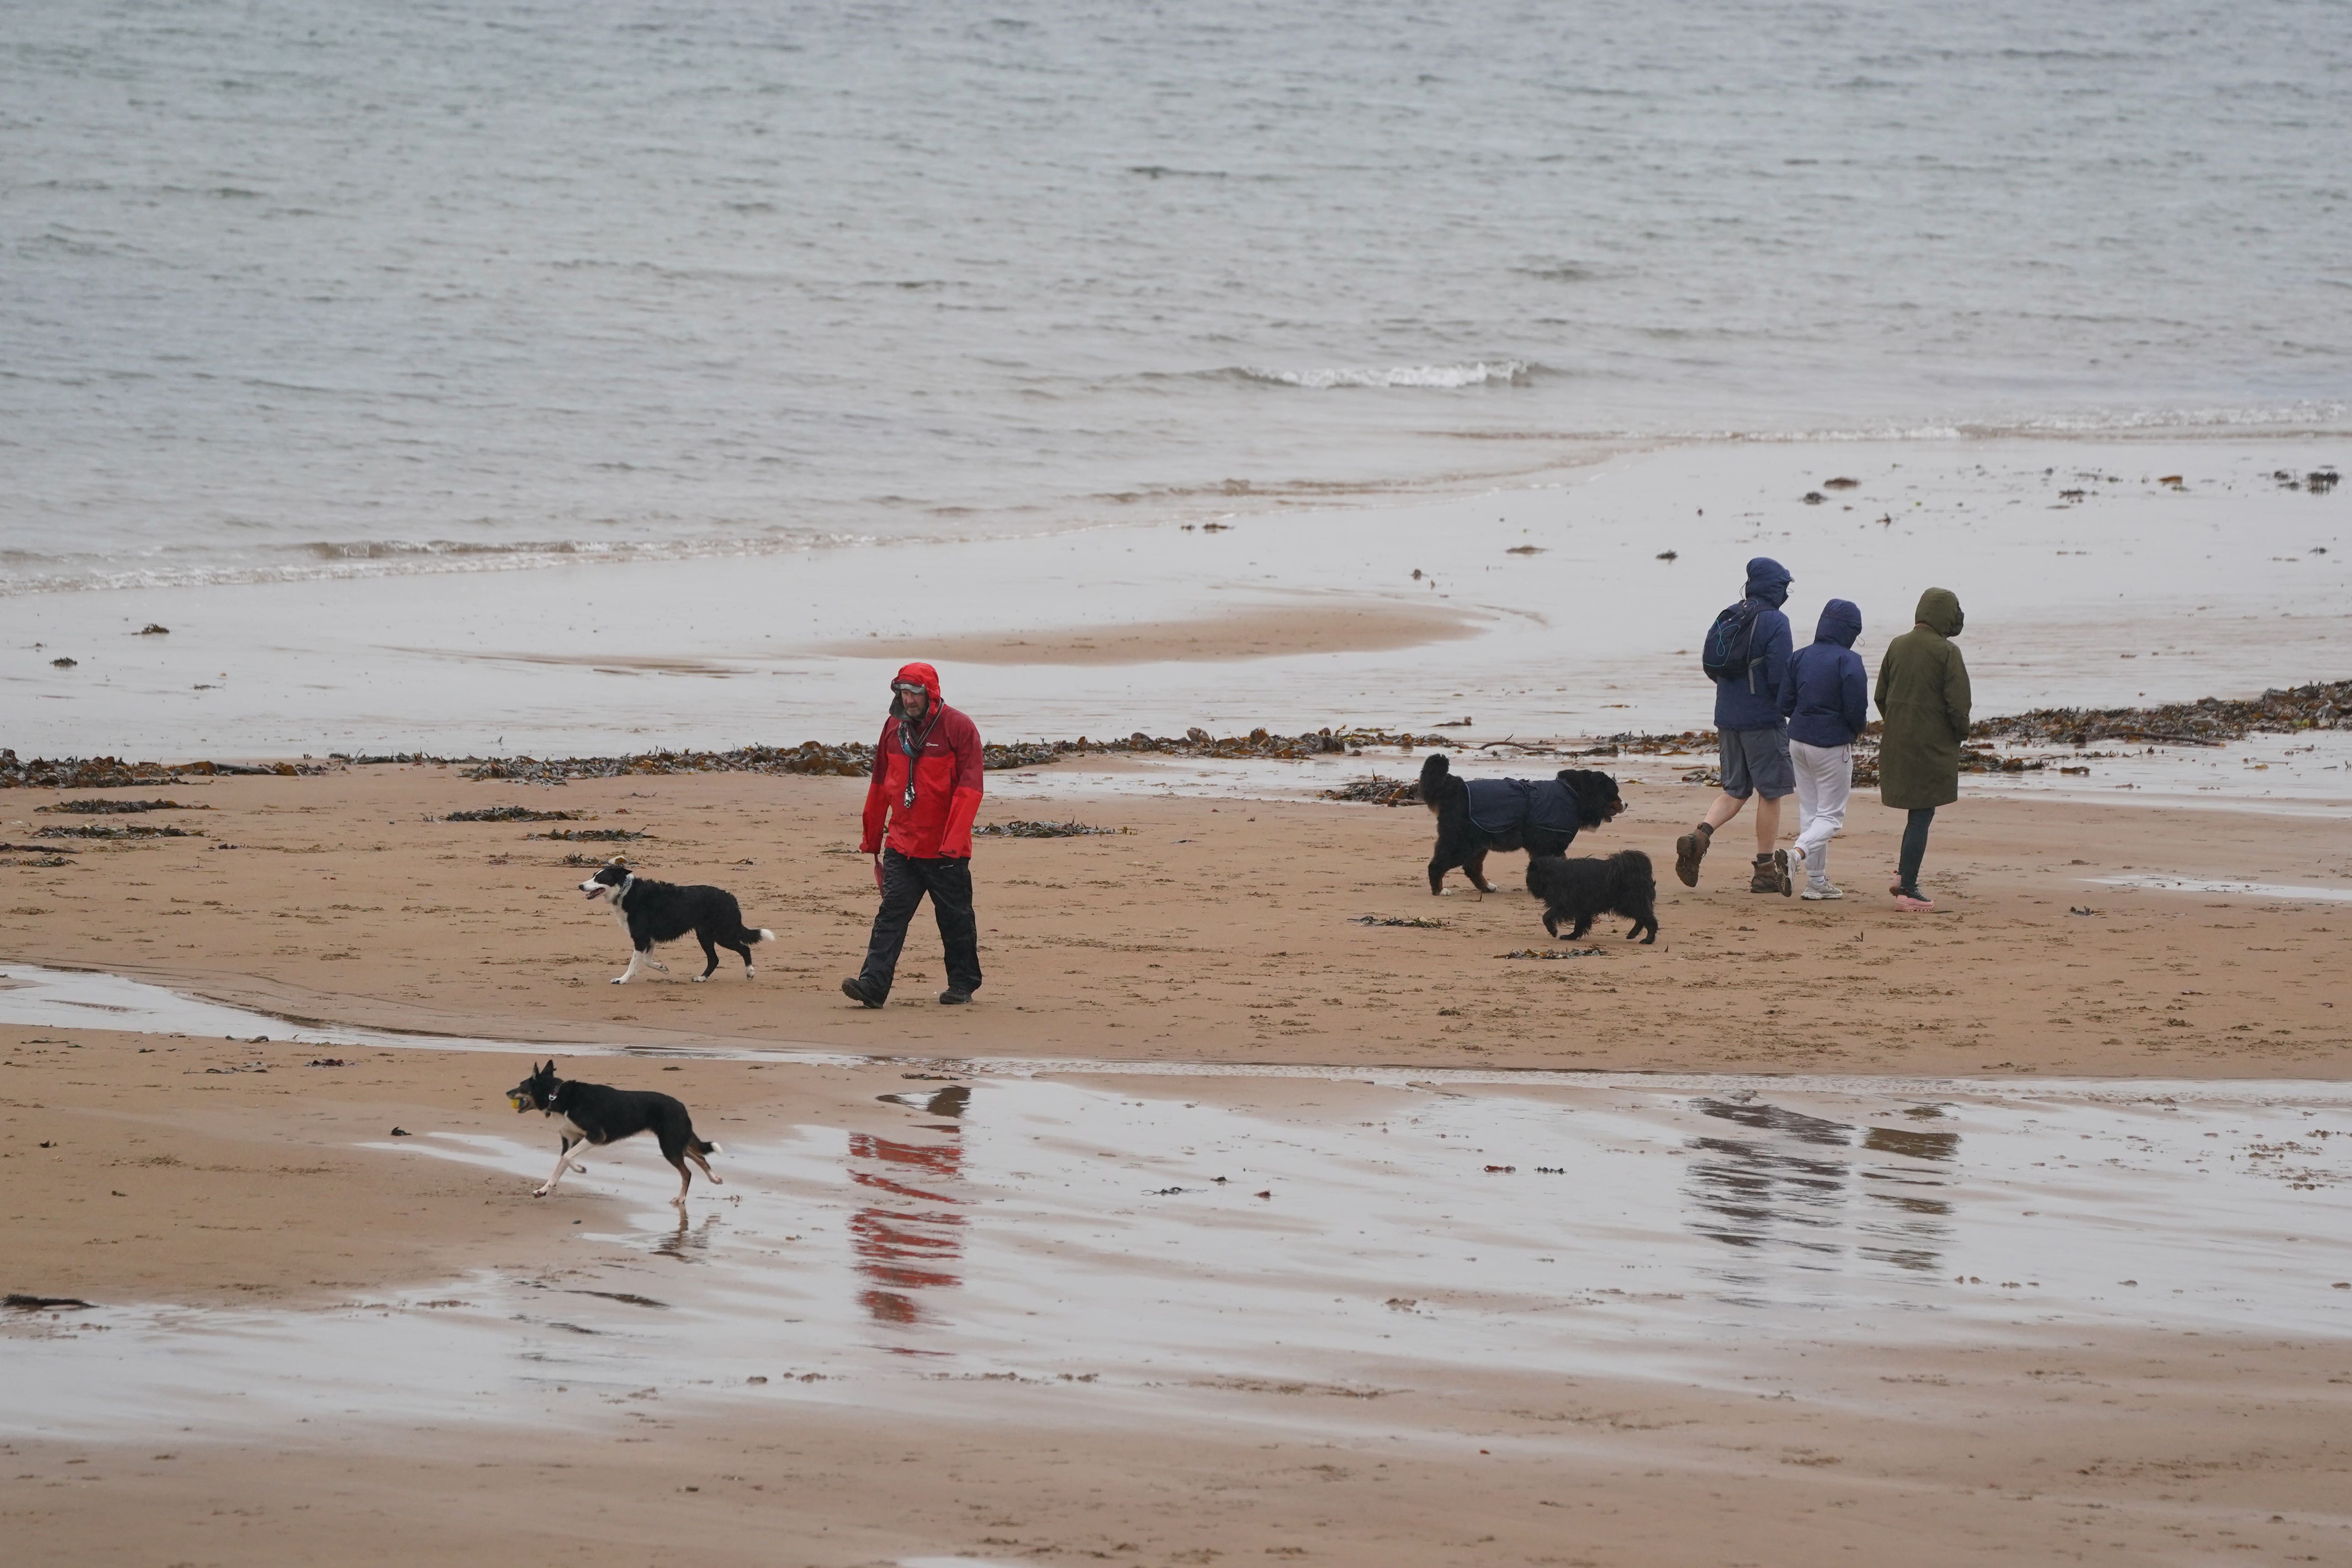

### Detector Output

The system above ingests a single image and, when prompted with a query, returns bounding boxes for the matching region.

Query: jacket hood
[1814,598,1861,648]
[890,661,943,716]
[1745,556,1792,609]
[1913,588,1963,637]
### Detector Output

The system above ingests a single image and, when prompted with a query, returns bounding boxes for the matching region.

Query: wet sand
[5,766,2352,1563]
[822,596,1490,664]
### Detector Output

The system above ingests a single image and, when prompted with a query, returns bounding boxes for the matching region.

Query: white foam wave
[0,531,883,597]
[1236,360,1534,390]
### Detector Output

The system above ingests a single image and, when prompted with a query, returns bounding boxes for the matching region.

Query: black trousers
[858,848,982,1000]
[1897,806,1936,892]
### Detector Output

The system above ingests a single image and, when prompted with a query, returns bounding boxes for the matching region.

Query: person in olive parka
[1873,588,1971,910]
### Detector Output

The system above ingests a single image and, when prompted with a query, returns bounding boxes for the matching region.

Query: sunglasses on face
[893,682,926,695]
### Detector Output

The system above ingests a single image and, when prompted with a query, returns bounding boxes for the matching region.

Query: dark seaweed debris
[1499,948,1602,960]
[971,820,1131,838]
[444,805,585,822]
[1970,679,2352,747]
[528,828,648,842]
[456,726,1459,784]
[1323,775,1420,806]
[37,798,210,814]
[0,751,324,789]
[0,841,79,854]
[34,823,199,840]
[1355,915,1445,929]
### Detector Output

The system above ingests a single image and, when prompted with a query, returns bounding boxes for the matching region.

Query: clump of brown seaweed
[33,823,200,840]
[36,798,210,814]
[971,821,1132,838]
[1323,776,1420,805]
[1969,679,2352,747]
[444,805,585,822]
[527,828,649,842]
[0,751,323,789]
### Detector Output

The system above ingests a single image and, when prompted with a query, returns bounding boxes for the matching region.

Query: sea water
[5,0,2348,598]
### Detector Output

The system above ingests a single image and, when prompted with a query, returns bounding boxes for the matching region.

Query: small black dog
[1419,753,1624,894]
[505,1058,722,1205]
[579,859,773,984]
[1526,850,1659,943]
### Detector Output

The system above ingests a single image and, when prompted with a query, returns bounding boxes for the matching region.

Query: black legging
[1897,806,1935,893]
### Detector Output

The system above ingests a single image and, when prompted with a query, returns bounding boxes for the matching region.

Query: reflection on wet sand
[1685,1097,1957,1283]
[851,1086,970,1327]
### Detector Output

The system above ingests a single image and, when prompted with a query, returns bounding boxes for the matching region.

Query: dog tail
[751,928,773,943]
[696,1138,721,1156]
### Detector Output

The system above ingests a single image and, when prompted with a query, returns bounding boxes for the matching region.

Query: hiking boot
[938,989,972,1006]
[840,975,884,1009]
[1674,822,1712,887]
[1800,882,1844,901]
[1751,851,1791,896]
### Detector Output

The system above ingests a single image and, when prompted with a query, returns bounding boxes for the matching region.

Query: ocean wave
[1233,360,1535,390]
[0,531,883,597]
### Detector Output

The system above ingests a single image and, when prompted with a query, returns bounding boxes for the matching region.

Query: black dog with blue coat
[1418,752,1625,894]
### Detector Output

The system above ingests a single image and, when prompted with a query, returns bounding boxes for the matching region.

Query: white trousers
[1789,739,1852,884]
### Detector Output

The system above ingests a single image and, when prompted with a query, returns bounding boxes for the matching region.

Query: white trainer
[1800,882,1844,900]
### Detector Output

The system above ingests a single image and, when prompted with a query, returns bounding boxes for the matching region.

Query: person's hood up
[1744,556,1792,609]
[1814,598,1861,649]
[890,660,944,716]
[1913,588,1963,637]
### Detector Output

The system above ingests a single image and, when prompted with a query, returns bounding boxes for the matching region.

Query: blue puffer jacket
[1712,556,1794,731]
[1779,598,1868,747]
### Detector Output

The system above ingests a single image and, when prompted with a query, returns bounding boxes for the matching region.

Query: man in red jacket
[841,662,985,1007]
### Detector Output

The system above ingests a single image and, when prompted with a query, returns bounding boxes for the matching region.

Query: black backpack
[1700,599,1764,688]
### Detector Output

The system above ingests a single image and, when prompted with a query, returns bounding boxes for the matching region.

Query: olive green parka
[1873,588,1972,810]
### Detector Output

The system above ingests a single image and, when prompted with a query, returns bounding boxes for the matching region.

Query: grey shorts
[1719,723,1795,800]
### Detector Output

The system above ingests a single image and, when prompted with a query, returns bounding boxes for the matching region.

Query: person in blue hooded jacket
[1777,598,1867,899]
[1675,557,1797,895]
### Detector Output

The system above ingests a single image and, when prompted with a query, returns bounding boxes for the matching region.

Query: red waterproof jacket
[860,662,984,859]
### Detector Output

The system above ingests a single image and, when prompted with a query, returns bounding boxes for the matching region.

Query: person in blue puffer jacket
[1777,598,1867,898]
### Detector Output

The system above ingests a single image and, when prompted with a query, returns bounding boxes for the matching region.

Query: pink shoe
[1892,890,1935,911]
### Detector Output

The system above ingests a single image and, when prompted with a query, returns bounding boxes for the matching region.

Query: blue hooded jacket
[1712,556,1794,731]
[1779,598,1868,747]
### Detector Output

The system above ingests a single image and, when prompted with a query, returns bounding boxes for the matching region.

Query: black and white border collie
[505,1058,722,1206]
[579,859,773,984]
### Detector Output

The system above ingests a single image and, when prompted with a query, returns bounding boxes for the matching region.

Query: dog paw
[532,1185,551,1198]
[691,975,708,984]
[609,976,629,985]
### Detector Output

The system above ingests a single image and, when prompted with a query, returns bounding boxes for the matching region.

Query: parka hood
[1744,556,1792,609]
[1814,598,1862,649]
[890,660,944,716]
[1913,588,1964,638]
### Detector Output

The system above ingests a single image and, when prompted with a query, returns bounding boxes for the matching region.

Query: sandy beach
[6,8,2350,1552]
[4,752,2350,1564]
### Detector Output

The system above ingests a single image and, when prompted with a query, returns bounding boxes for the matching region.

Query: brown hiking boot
[1674,822,1711,887]
[1751,851,1792,896]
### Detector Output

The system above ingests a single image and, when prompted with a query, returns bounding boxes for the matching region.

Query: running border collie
[504,1059,722,1205]
[1417,753,1625,895]
[579,859,773,983]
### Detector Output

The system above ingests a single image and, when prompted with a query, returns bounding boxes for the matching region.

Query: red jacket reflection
[859,661,984,860]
